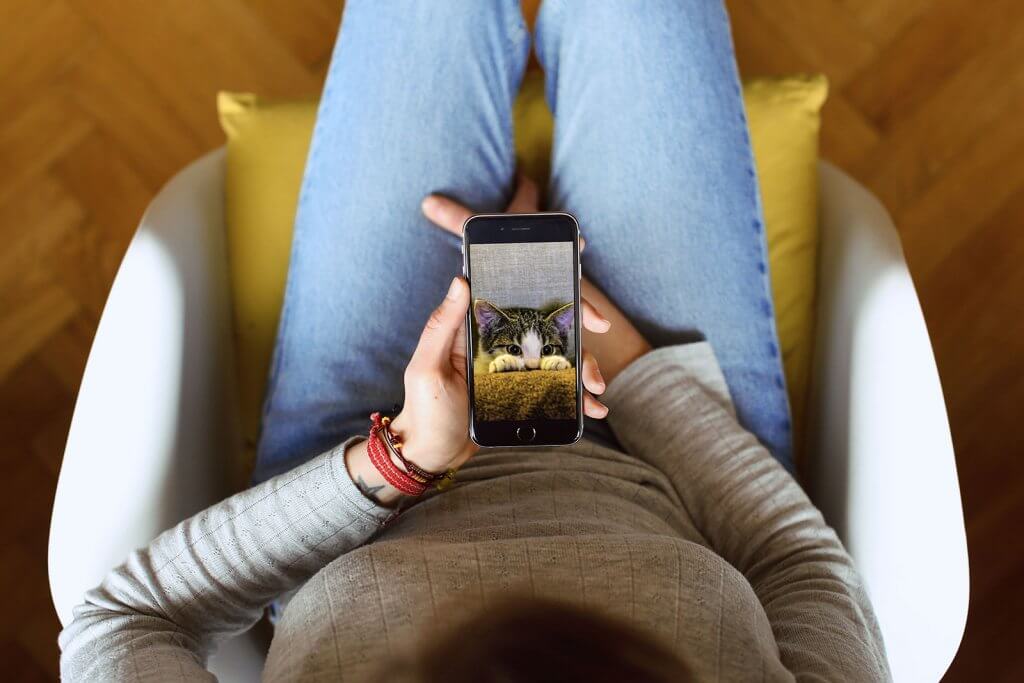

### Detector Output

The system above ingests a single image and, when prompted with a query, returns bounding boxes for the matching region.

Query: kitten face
[474,299,573,372]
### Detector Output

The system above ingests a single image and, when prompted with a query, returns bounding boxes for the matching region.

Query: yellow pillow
[743,75,827,459]
[218,73,827,470]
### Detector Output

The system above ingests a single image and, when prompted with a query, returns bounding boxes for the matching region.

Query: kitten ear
[547,302,575,335]
[474,299,507,328]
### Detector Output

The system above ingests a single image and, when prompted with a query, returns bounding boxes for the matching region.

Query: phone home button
[516,426,537,444]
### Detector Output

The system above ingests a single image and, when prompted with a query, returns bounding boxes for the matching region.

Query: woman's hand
[421,175,652,386]
[346,180,614,506]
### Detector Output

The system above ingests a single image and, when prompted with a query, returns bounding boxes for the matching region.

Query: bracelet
[367,417,426,496]
[379,415,447,483]
[371,412,458,491]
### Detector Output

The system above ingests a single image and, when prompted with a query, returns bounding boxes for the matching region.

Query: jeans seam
[717,0,794,464]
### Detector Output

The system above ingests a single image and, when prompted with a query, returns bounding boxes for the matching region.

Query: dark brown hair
[380,595,693,683]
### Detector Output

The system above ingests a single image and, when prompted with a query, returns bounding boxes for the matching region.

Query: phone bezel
[462,212,584,448]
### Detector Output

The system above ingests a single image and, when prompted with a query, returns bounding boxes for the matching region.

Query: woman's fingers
[420,174,539,236]
[420,178,588,253]
[581,349,605,395]
[581,296,611,333]
[583,391,609,419]
[582,348,609,417]
[421,195,472,235]
[506,172,539,213]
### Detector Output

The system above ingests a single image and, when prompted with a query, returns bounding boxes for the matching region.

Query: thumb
[409,277,470,369]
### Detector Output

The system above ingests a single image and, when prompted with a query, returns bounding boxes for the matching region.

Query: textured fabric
[468,240,578,362]
[252,0,798,484]
[59,344,890,681]
[473,367,576,421]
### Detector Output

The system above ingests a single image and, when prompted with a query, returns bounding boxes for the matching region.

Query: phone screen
[464,213,582,447]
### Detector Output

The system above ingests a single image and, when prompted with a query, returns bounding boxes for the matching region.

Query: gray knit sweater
[59,343,890,681]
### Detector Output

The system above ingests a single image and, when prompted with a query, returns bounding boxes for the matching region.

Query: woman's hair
[380,594,693,683]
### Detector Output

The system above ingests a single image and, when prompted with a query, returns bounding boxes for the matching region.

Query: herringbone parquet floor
[2,1,1021,679]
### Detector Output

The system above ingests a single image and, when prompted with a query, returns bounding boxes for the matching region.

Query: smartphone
[462,212,583,447]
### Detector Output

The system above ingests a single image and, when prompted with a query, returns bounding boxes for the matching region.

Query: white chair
[48,149,968,682]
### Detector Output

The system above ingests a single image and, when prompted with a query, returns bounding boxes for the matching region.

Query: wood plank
[855,15,1024,214]
[63,41,205,188]
[50,133,156,316]
[921,186,1024,437]
[729,0,822,78]
[843,0,1020,129]
[896,111,1024,280]
[728,0,878,87]
[0,0,92,115]
[0,358,71,461]
[72,0,322,146]
[0,89,92,206]
[35,314,94,398]
[245,0,342,70]
[834,0,932,46]
[0,175,84,293]
[52,132,156,244]
[0,176,84,381]
[818,92,881,169]
[0,283,79,382]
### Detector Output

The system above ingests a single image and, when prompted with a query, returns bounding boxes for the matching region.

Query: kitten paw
[541,355,572,371]
[489,354,522,373]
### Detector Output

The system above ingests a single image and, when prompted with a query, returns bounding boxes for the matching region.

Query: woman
[59,2,890,680]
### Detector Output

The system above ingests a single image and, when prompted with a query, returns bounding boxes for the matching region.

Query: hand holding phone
[463,212,585,446]
[420,178,613,449]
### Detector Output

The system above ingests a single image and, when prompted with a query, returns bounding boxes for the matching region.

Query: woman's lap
[255,0,794,482]
[253,0,529,481]
[536,0,794,468]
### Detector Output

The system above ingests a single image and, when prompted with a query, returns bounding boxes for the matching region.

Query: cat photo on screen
[473,300,575,373]
[469,241,577,423]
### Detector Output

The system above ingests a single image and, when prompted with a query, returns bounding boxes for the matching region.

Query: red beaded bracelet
[378,414,448,484]
[366,415,427,496]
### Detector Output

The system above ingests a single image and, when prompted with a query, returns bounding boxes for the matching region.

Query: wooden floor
[1,1,1020,679]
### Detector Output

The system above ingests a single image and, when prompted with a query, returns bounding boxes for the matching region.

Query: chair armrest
[807,162,969,682]
[48,149,240,627]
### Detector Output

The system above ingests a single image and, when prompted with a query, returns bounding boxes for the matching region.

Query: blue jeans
[254,0,794,482]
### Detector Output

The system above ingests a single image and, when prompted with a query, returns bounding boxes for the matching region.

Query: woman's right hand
[421,175,651,385]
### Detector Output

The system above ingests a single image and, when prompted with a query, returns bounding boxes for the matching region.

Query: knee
[548,0,728,37]
[346,0,525,41]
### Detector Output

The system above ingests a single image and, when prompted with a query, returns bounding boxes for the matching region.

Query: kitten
[474,299,574,374]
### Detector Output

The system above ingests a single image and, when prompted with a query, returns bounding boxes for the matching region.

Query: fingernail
[447,277,460,298]
[421,196,438,214]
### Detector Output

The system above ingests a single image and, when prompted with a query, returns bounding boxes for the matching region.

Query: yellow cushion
[743,75,827,458]
[218,73,827,469]
[217,92,318,460]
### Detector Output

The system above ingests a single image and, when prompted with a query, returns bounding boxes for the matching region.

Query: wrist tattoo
[355,474,386,504]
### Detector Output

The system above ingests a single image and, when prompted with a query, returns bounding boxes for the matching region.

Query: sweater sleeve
[601,344,891,682]
[58,439,392,681]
